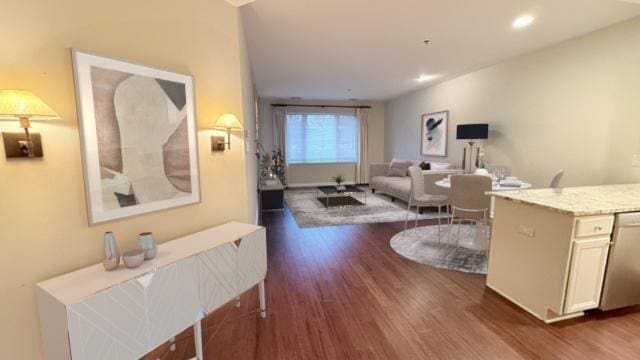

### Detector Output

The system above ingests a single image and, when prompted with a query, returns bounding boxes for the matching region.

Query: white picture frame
[72,49,200,225]
[421,110,448,157]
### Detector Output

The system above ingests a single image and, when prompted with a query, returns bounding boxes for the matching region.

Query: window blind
[285,113,358,164]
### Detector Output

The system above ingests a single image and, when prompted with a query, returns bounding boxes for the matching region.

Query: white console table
[36,221,267,360]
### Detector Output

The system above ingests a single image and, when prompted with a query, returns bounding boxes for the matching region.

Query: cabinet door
[67,258,200,360]
[68,279,150,359]
[145,257,201,348]
[564,237,611,313]
[197,242,239,314]
[238,228,267,293]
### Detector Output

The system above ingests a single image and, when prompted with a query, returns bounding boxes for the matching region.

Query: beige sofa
[369,162,463,211]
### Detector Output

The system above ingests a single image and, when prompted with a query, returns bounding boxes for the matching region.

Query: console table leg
[194,320,204,359]
[259,279,266,319]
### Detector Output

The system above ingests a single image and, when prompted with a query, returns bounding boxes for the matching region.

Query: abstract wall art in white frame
[72,49,200,225]
[421,110,448,157]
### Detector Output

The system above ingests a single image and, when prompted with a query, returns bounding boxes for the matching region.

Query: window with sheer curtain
[285,113,359,164]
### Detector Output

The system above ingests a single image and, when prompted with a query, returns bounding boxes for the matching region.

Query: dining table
[435,177,532,243]
[435,179,532,191]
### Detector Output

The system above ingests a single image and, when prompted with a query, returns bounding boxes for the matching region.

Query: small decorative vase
[102,232,120,271]
[138,232,158,260]
[336,185,346,191]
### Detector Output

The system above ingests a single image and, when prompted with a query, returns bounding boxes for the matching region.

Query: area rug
[285,187,449,228]
[389,224,489,274]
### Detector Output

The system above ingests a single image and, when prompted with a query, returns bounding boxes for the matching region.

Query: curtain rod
[271,104,371,109]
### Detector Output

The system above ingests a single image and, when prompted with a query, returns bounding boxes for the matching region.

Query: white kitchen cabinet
[37,222,267,360]
[487,197,615,323]
[563,237,611,313]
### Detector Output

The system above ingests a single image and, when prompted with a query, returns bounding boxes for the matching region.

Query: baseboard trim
[485,283,585,324]
[486,283,546,322]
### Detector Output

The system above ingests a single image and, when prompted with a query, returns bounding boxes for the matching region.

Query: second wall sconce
[212,113,243,151]
[0,89,59,158]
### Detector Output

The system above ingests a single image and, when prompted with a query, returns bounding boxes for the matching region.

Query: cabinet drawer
[574,216,614,238]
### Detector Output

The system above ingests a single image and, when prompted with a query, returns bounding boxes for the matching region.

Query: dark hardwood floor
[144,206,640,360]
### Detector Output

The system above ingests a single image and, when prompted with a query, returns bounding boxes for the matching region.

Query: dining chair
[449,175,492,251]
[404,166,449,244]
[549,170,564,188]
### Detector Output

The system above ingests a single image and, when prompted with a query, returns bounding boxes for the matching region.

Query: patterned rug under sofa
[284,186,449,228]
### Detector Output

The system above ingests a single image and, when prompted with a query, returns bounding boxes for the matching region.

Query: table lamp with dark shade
[456,123,489,172]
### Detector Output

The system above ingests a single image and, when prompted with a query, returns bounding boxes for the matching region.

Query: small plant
[270,149,286,185]
[333,174,345,186]
[259,153,273,179]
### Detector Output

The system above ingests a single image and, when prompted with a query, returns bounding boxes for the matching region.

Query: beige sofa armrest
[369,163,389,182]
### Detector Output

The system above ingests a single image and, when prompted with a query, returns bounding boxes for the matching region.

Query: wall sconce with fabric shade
[0,90,59,158]
[212,113,243,151]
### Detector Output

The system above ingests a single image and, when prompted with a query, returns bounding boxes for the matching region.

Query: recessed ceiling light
[416,74,436,83]
[512,15,535,29]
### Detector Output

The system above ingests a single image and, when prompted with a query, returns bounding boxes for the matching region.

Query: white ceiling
[241,0,640,101]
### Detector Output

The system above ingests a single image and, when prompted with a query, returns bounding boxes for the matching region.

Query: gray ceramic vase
[138,232,158,260]
[102,231,120,271]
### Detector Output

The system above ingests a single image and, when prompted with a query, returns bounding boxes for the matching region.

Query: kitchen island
[486,184,640,323]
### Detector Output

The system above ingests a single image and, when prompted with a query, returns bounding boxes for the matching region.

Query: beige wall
[238,17,259,223]
[0,0,252,358]
[386,17,640,187]
[257,98,386,186]
[288,163,358,186]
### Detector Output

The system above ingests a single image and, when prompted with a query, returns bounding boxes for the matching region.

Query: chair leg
[457,218,461,249]
[437,205,442,245]
[448,207,455,244]
[483,210,490,258]
[404,202,411,234]
[474,219,479,241]
[414,205,419,233]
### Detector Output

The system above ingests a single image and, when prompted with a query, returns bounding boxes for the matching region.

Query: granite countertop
[489,184,640,216]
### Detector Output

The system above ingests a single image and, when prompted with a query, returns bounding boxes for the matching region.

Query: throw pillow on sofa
[387,159,411,177]
[430,162,453,170]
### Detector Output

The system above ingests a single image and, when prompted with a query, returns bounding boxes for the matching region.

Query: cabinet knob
[595,226,603,231]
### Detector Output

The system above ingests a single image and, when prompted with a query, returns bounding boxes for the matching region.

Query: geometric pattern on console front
[67,258,201,360]
[67,281,149,360]
[238,228,267,293]
[145,257,202,349]
[197,242,239,314]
